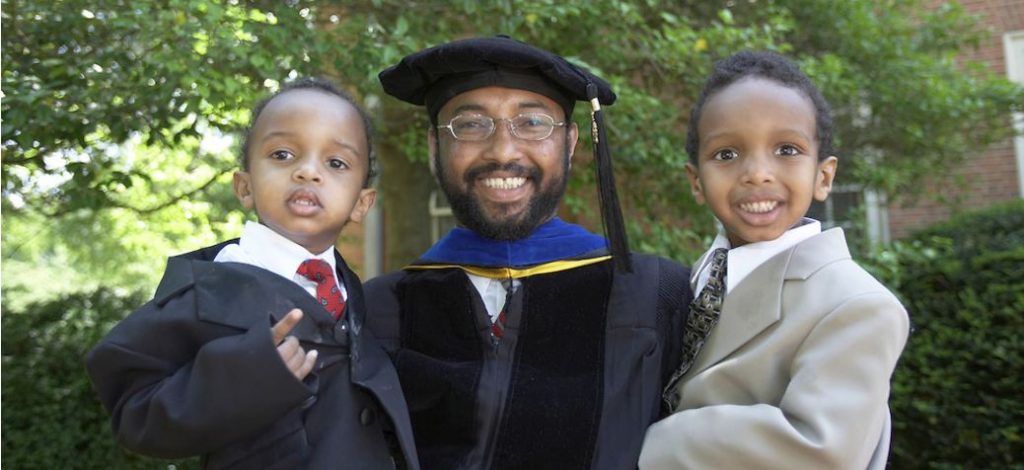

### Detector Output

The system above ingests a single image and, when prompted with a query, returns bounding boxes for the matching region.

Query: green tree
[2,0,345,295]
[3,1,1023,467]
[5,0,1021,281]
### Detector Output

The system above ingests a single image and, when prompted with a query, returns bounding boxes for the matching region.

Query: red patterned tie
[491,278,515,341]
[296,259,346,320]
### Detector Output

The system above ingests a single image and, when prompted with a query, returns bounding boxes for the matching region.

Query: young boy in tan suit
[640,51,909,469]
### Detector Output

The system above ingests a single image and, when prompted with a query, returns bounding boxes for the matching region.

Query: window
[429,190,458,243]
[807,182,888,245]
[1003,31,1024,196]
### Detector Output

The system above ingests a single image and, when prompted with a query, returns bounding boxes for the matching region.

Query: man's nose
[482,120,522,164]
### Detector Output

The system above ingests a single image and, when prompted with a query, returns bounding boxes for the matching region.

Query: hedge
[3,201,1022,467]
[1,288,198,469]
[862,200,1024,467]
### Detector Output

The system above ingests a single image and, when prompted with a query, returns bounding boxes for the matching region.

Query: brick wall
[888,0,1023,239]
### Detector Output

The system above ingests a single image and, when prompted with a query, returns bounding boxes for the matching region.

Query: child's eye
[270,150,294,161]
[712,149,738,161]
[776,144,801,157]
[327,158,349,170]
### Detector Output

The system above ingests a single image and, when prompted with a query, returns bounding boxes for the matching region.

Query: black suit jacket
[86,242,418,469]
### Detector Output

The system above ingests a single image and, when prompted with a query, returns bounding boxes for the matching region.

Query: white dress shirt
[692,218,822,295]
[467,274,521,323]
[213,221,346,301]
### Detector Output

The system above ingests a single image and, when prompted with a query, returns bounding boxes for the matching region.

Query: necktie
[296,259,346,320]
[662,248,728,412]
[490,278,515,342]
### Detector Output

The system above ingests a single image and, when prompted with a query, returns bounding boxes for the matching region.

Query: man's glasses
[437,113,566,141]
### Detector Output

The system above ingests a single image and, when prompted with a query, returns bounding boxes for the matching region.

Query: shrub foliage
[2,202,1021,467]
[866,201,1024,467]
[1,288,197,469]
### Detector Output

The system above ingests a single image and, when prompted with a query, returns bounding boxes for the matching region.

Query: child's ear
[232,171,255,210]
[814,156,838,201]
[347,188,377,224]
[684,163,706,205]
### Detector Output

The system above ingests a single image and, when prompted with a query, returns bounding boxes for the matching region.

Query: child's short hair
[240,77,379,187]
[685,51,834,164]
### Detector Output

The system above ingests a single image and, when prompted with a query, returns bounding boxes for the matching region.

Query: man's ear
[427,128,439,178]
[348,188,377,224]
[684,163,706,205]
[814,156,838,202]
[567,121,580,162]
[233,171,255,210]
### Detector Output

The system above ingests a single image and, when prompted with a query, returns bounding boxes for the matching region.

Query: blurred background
[2,0,1022,467]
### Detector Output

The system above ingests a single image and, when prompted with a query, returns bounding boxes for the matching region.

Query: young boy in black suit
[86,78,417,469]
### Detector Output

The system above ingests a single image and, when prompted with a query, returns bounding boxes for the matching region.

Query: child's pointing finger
[271,308,303,345]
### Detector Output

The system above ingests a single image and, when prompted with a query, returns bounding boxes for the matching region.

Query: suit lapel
[686,228,851,377]
[190,260,339,346]
[784,228,850,281]
[334,254,421,465]
[334,252,365,336]
[688,249,788,376]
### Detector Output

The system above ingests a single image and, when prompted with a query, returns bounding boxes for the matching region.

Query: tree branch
[112,169,230,215]
[1,150,50,169]
[46,169,230,218]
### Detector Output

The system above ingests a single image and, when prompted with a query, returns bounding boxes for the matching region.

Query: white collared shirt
[468,274,521,323]
[692,218,821,295]
[213,221,347,301]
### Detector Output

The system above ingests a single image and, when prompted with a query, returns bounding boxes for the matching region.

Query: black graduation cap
[379,35,632,272]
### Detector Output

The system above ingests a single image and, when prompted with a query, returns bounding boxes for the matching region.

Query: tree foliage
[3,1,1023,466]
[4,0,1021,281]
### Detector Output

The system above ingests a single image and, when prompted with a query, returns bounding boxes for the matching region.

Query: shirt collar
[237,221,337,279]
[692,218,821,294]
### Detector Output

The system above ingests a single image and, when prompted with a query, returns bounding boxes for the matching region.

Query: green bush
[1,288,198,469]
[862,200,1024,467]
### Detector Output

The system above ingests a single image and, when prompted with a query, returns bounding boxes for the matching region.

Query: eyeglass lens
[448,114,558,141]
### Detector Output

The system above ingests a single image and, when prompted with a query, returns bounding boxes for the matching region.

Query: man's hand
[272,309,317,380]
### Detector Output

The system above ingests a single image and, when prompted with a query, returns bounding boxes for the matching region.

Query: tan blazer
[640,229,909,470]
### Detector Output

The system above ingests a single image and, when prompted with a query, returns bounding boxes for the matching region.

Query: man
[365,36,694,469]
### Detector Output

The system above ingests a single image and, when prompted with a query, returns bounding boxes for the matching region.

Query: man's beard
[435,141,570,241]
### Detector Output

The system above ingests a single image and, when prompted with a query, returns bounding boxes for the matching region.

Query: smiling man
[364,36,694,469]
[434,85,573,241]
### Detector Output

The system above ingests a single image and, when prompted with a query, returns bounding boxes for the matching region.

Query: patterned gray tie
[662,248,728,412]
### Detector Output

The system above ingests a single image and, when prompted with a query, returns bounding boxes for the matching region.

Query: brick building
[885,0,1024,240]
[355,1,1024,278]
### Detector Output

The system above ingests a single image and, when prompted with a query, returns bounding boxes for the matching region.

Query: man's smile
[481,176,527,190]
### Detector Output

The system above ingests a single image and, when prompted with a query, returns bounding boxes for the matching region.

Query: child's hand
[272,308,318,380]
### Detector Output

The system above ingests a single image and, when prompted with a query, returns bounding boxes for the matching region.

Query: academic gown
[86,241,418,469]
[362,218,693,470]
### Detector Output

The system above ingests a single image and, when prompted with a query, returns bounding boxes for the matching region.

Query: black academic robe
[364,253,692,470]
[86,242,418,469]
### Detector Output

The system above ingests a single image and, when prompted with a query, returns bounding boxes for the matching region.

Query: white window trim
[429,190,454,243]
[1004,31,1024,197]
[864,189,890,244]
